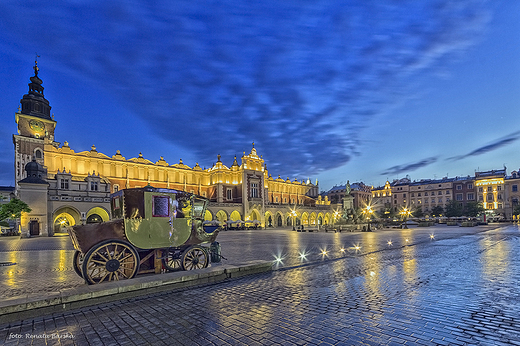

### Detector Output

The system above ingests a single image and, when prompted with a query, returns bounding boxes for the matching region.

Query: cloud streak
[448,131,520,161]
[0,1,491,178]
[381,157,438,177]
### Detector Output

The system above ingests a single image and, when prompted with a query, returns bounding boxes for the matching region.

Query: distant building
[0,186,15,204]
[326,181,371,210]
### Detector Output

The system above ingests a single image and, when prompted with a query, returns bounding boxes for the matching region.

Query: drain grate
[0,262,16,267]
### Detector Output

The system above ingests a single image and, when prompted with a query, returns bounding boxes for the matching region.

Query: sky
[0,1,519,192]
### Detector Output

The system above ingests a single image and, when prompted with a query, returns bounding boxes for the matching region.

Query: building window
[418,193,421,197]
[498,194,502,200]
[467,183,473,189]
[467,193,474,200]
[438,198,443,203]
[431,198,435,203]
[60,179,69,190]
[479,195,483,201]
[438,191,442,195]
[456,194,463,201]
[446,191,450,194]
[487,194,493,202]
[513,185,518,192]
[226,189,232,201]
[251,183,258,198]
[456,185,462,190]
[487,186,492,192]
[497,185,502,191]
[498,203,502,209]
[479,187,483,192]
[114,184,119,192]
[35,149,43,159]
[90,181,98,191]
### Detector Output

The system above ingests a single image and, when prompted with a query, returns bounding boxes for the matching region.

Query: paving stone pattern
[0,225,492,298]
[1,225,519,345]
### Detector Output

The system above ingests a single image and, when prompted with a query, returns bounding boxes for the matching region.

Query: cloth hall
[12,62,333,236]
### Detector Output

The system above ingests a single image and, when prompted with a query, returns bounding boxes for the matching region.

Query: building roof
[0,186,15,193]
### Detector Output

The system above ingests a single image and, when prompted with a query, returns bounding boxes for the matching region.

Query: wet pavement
[0,224,519,345]
[0,225,497,298]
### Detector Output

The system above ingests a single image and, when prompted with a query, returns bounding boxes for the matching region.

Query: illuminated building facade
[371,181,392,214]
[475,169,506,218]
[12,63,333,236]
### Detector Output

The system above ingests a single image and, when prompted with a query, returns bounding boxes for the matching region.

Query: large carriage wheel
[181,246,209,270]
[82,240,140,285]
[162,248,182,271]
[72,250,84,278]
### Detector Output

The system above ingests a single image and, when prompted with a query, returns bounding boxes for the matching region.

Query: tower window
[90,182,98,191]
[35,149,42,159]
[251,182,258,198]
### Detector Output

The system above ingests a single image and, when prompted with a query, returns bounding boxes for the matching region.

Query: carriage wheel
[72,250,84,278]
[181,246,209,270]
[82,240,140,285]
[162,248,182,271]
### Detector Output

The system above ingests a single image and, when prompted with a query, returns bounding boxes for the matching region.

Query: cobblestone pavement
[0,225,497,298]
[1,224,519,345]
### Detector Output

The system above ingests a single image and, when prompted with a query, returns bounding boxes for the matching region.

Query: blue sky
[0,1,519,191]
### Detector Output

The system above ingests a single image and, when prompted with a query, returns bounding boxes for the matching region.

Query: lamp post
[400,207,412,229]
[291,209,297,231]
[363,205,374,231]
[332,210,340,231]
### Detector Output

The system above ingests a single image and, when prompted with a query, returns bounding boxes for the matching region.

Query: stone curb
[0,260,273,324]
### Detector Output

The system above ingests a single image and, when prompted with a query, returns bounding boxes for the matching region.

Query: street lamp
[399,207,412,229]
[332,210,340,229]
[363,205,374,231]
[290,209,297,231]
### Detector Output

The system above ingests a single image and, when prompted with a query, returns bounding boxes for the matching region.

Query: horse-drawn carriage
[68,186,221,284]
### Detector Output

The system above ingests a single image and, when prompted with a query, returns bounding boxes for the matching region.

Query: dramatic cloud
[0,1,490,177]
[381,157,438,176]
[448,131,520,161]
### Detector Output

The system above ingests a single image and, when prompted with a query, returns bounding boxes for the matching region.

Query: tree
[0,198,32,222]
[463,201,485,217]
[413,206,424,218]
[514,204,520,216]
[444,200,463,218]
[343,207,363,224]
[431,205,444,217]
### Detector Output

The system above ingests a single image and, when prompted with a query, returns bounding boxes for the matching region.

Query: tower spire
[20,56,52,120]
[34,53,40,77]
